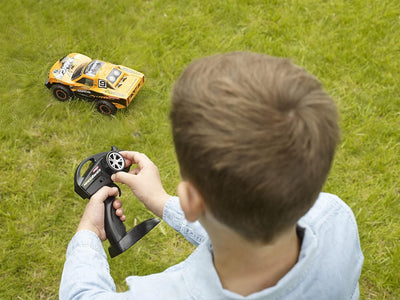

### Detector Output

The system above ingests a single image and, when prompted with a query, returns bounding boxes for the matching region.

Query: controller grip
[104,196,127,246]
[104,196,161,258]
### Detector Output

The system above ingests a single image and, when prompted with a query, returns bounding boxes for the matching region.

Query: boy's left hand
[77,186,126,241]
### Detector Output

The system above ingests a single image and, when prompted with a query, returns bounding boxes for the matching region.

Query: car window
[77,77,94,87]
[72,65,85,81]
[84,60,105,77]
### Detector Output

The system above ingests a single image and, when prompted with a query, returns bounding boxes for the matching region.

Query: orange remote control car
[45,53,145,115]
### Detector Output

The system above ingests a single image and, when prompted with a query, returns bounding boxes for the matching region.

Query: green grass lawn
[1,0,399,298]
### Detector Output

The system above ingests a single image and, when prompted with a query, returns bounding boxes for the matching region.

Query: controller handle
[104,196,127,245]
[104,195,160,258]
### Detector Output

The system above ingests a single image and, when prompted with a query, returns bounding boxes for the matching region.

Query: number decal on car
[98,79,107,89]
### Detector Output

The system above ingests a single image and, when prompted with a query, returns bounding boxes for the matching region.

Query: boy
[60,52,363,299]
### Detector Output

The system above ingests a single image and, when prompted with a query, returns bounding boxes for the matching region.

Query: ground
[0,0,399,298]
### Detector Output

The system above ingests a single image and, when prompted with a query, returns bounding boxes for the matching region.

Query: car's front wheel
[52,84,73,102]
[96,101,117,115]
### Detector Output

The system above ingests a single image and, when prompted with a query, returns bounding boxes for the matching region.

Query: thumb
[111,171,135,187]
[91,186,119,204]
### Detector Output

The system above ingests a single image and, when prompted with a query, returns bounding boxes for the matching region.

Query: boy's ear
[178,181,206,222]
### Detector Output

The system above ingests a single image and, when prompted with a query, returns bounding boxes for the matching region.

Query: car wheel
[96,101,117,115]
[106,151,125,172]
[52,84,73,102]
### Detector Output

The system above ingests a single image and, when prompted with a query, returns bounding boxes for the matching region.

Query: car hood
[100,65,144,98]
[50,53,91,81]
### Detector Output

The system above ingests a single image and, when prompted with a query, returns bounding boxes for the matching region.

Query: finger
[120,151,152,169]
[116,151,140,168]
[117,211,126,222]
[111,171,135,186]
[119,151,141,166]
[131,166,140,175]
[114,205,126,221]
[91,186,119,204]
[113,198,122,210]
[111,199,126,221]
[115,207,125,217]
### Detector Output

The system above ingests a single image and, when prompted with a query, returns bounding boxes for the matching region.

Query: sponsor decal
[83,168,101,187]
[53,57,74,79]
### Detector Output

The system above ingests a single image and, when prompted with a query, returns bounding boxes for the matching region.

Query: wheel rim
[56,90,67,100]
[99,104,111,114]
[106,152,124,171]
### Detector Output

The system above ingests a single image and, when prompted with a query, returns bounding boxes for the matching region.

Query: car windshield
[71,64,85,81]
[84,60,105,77]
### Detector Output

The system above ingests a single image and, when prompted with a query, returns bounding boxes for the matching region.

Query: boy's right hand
[111,151,171,218]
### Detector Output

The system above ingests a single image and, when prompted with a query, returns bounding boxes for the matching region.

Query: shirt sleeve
[162,196,208,246]
[59,230,129,300]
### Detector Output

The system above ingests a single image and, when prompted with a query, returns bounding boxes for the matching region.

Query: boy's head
[170,52,339,243]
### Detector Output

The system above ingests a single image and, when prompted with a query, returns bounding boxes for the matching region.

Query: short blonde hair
[171,52,339,242]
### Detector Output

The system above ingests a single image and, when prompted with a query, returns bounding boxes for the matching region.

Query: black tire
[96,101,117,115]
[52,84,73,102]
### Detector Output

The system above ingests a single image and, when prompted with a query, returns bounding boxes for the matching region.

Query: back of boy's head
[170,52,339,243]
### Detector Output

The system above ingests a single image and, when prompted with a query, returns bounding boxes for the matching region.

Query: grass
[0,0,399,298]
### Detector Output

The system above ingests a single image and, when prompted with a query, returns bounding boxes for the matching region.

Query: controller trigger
[115,184,122,197]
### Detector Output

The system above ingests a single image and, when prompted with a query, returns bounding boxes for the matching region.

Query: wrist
[146,192,171,218]
[77,221,105,241]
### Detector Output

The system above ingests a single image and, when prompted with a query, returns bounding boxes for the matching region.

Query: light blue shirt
[60,193,363,299]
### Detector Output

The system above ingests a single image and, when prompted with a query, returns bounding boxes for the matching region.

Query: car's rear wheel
[96,101,117,115]
[52,84,73,102]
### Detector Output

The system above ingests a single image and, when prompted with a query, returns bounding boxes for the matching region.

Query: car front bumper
[45,78,51,89]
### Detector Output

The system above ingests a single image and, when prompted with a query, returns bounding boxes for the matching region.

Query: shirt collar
[182,224,318,299]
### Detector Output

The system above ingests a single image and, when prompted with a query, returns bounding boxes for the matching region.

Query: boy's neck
[200,215,301,296]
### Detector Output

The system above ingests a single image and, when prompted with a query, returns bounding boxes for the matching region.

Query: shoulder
[299,192,363,263]
[124,240,225,299]
[124,242,210,299]
[297,193,364,299]
[125,267,188,299]
[300,192,358,230]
